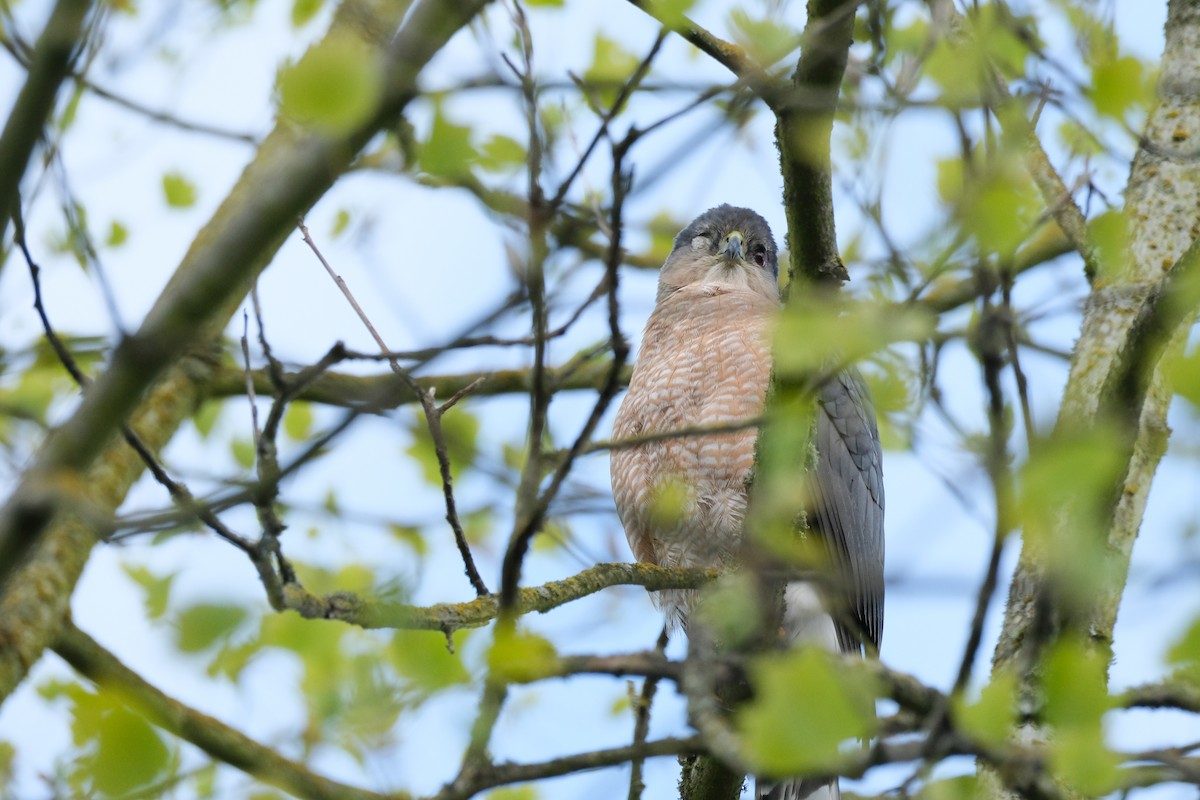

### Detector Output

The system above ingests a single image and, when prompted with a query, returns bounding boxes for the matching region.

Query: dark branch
[0,0,90,243]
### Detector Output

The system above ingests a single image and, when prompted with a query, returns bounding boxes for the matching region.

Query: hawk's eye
[752,247,767,267]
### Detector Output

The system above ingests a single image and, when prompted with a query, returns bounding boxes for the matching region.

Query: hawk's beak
[721,231,745,262]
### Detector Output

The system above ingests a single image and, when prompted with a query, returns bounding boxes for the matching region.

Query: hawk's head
[657,205,779,302]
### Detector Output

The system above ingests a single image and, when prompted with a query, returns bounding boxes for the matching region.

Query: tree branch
[0,0,90,242]
[778,0,863,288]
[434,735,703,800]
[280,561,715,632]
[0,0,490,701]
[623,0,776,104]
[53,621,396,800]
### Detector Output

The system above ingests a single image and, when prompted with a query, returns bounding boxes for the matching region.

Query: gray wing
[811,369,885,654]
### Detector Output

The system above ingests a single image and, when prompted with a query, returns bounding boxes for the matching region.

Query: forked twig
[298,219,489,597]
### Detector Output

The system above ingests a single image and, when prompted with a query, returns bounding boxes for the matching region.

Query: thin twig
[241,311,262,442]
[497,112,636,610]
[628,627,669,800]
[547,30,667,212]
[14,205,256,557]
[298,219,489,598]
[624,0,778,107]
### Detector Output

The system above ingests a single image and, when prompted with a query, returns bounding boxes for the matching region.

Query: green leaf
[1166,615,1200,697]
[957,156,1040,257]
[915,775,979,800]
[923,38,985,108]
[1091,55,1148,120]
[523,0,561,6]
[176,603,249,653]
[91,706,171,795]
[649,0,695,28]
[951,668,1017,746]
[261,608,346,659]
[405,406,479,485]
[331,208,351,237]
[935,157,964,205]
[208,637,261,681]
[122,564,175,620]
[278,33,383,135]
[1168,346,1200,412]
[478,134,526,173]
[105,220,128,247]
[291,0,324,27]
[390,629,471,690]
[533,518,570,552]
[162,171,197,208]
[293,562,377,596]
[923,5,1033,107]
[1018,429,1125,602]
[583,35,640,108]
[193,762,218,799]
[1051,727,1119,796]
[487,629,559,683]
[1057,118,1103,158]
[643,211,686,265]
[231,437,256,469]
[773,299,935,379]
[418,105,477,179]
[283,402,314,440]
[694,573,762,650]
[193,399,221,439]
[48,682,171,796]
[887,18,930,64]
[1088,209,1132,281]
[738,647,878,775]
[57,84,85,132]
[389,524,428,556]
[728,10,797,67]
[463,507,493,545]
[1042,636,1118,794]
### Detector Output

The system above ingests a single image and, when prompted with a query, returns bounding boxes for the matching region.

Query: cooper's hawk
[610,205,884,799]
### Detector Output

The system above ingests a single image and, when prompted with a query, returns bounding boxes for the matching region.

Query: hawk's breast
[611,285,776,608]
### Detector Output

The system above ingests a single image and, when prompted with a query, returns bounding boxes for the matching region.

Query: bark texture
[985,0,1200,791]
[993,0,1200,674]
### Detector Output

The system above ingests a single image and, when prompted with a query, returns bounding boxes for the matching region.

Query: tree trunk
[985,0,1200,791]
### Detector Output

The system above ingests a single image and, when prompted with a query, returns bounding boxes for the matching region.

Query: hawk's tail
[757,778,840,800]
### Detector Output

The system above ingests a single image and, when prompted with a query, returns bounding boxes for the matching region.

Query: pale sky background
[0,1,1198,798]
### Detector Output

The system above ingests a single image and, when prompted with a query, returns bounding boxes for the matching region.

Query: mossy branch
[55,620,703,800]
[281,562,716,632]
[54,621,394,800]
[211,359,633,411]
[0,0,91,241]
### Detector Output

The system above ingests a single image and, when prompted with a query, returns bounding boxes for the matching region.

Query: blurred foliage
[39,680,175,797]
[951,668,1019,746]
[0,0,1195,797]
[487,627,558,684]
[278,32,383,135]
[162,171,198,208]
[1042,636,1119,794]
[738,647,878,776]
[406,404,480,484]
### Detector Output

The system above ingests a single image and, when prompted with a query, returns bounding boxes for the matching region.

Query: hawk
[610,205,884,800]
